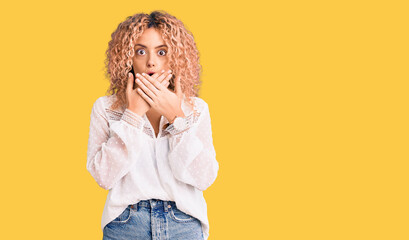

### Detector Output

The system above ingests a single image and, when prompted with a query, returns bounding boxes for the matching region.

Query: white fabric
[86,94,219,240]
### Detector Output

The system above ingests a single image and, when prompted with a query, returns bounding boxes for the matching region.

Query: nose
[147,53,157,68]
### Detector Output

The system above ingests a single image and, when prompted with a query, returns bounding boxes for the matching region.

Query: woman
[86,10,219,240]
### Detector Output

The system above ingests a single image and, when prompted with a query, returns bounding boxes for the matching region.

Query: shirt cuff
[120,109,145,131]
[164,113,195,136]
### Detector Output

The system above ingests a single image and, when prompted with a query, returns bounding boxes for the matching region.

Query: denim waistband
[130,199,176,212]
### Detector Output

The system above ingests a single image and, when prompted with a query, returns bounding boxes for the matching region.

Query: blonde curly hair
[104,10,202,111]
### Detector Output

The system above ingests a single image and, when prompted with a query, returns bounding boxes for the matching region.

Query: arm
[86,97,146,190]
[166,98,219,191]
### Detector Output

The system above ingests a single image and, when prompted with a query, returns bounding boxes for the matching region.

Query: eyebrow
[135,44,168,49]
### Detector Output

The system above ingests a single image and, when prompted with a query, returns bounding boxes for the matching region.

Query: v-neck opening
[141,96,187,139]
[143,114,166,139]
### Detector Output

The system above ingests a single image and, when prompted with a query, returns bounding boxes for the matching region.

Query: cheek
[162,58,170,68]
[132,59,144,71]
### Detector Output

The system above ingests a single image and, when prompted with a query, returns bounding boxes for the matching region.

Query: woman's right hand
[126,71,172,116]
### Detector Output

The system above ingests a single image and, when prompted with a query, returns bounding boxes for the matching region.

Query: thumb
[175,76,182,98]
[126,72,134,94]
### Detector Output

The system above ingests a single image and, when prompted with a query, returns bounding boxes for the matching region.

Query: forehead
[135,28,165,45]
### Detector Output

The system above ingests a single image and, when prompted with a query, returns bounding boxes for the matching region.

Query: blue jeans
[103,199,204,240]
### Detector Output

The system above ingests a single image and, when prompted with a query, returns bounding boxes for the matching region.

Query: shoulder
[186,96,209,112]
[91,94,120,116]
[184,96,211,122]
[92,94,118,110]
[193,96,208,108]
[182,96,209,117]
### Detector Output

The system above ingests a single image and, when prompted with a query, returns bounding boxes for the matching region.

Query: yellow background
[1,0,408,239]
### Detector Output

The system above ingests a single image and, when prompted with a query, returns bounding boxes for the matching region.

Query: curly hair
[104,10,203,111]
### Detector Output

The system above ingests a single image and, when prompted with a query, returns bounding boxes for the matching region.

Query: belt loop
[164,200,169,212]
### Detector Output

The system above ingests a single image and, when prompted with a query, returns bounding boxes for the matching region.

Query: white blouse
[86,94,219,240]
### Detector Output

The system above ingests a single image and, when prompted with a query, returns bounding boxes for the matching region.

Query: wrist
[166,110,185,124]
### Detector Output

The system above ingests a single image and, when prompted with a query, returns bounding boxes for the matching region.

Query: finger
[136,87,155,106]
[126,72,134,94]
[152,70,166,82]
[161,73,173,87]
[155,73,172,91]
[148,69,170,83]
[151,71,160,79]
[161,74,172,87]
[158,70,172,83]
[149,70,166,83]
[145,70,171,85]
[143,72,168,91]
[135,76,158,100]
[137,73,159,96]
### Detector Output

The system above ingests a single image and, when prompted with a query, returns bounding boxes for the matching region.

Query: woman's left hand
[135,72,185,122]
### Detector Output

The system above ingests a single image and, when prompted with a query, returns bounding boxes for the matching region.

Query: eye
[158,49,167,56]
[136,49,146,55]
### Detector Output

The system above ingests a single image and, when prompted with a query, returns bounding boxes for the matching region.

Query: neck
[146,108,161,118]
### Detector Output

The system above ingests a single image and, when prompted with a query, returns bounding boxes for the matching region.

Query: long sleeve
[86,97,146,190]
[166,98,219,191]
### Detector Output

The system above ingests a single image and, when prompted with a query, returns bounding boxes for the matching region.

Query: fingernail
[136,73,140,77]
[142,73,145,76]
[161,70,165,73]
[168,69,172,73]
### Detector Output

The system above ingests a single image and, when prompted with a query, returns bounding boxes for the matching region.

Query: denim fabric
[103,199,204,240]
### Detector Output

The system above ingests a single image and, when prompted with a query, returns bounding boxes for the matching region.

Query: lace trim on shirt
[164,110,200,136]
[143,125,156,138]
[121,109,144,130]
[103,97,201,139]
[105,108,122,121]
[105,108,164,138]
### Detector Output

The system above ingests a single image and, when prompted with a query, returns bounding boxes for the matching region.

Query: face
[132,27,170,76]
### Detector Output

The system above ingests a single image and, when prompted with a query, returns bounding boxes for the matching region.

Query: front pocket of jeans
[169,206,195,223]
[111,206,132,224]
